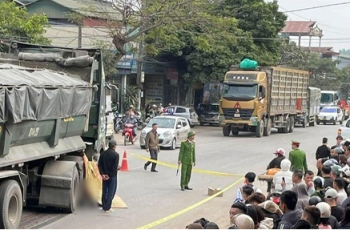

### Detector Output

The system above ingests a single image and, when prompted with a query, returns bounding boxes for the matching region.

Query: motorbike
[114,112,123,134]
[123,123,135,146]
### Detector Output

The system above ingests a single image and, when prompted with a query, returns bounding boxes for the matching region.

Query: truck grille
[222,108,254,120]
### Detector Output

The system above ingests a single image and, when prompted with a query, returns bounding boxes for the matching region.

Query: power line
[282,2,350,13]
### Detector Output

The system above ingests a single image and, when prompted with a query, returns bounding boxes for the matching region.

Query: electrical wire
[282,2,350,13]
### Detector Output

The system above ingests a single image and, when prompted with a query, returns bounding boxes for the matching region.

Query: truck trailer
[0,42,117,228]
[219,64,310,137]
[294,87,321,127]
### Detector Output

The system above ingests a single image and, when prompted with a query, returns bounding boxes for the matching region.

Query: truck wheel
[223,126,230,137]
[289,117,295,133]
[0,180,23,229]
[263,119,272,136]
[232,130,239,136]
[256,120,264,137]
[64,167,79,213]
[283,118,290,133]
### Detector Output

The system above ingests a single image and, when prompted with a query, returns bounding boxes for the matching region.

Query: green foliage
[216,0,287,65]
[0,1,50,49]
[123,85,139,112]
[339,49,350,56]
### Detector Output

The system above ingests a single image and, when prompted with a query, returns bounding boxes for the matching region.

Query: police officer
[178,131,196,191]
[289,140,308,173]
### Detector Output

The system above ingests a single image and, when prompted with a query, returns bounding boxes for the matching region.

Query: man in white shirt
[234,172,261,203]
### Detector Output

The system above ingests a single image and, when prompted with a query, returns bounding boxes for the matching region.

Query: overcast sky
[268,0,350,51]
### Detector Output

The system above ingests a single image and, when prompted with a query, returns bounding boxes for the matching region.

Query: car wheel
[170,138,176,150]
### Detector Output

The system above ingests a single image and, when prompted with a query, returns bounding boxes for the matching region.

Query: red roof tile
[282,21,316,34]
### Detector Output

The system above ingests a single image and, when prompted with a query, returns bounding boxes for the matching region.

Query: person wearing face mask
[125,114,138,138]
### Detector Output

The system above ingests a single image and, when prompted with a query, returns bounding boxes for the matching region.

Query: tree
[0,1,50,50]
[70,0,206,62]
[144,0,286,103]
[216,0,287,65]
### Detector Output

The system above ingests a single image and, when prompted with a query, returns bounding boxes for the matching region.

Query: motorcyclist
[125,114,138,137]
[150,104,158,117]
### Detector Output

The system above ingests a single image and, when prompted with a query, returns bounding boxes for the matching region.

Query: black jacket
[291,219,311,229]
[98,148,120,177]
[316,145,330,160]
[267,156,285,170]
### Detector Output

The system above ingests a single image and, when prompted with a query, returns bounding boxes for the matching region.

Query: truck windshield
[222,84,257,100]
[320,108,337,113]
[321,93,335,103]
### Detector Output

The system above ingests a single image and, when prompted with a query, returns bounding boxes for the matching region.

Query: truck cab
[321,90,338,110]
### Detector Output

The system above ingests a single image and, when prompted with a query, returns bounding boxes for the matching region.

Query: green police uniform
[289,140,308,173]
[178,131,196,190]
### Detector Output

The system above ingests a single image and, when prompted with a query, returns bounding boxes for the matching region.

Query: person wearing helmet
[309,196,322,206]
[311,176,326,201]
[128,105,135,117]
[316,202,339,229]
[230,214,255,229]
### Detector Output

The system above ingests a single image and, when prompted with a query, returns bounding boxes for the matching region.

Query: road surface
[30,123,339,229]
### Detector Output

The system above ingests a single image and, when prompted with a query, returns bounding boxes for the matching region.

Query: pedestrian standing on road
[289,140,308,173]
[316,138,331,161]
[144,123,160,172]
[178,131,196,191]
[98,139,120,212]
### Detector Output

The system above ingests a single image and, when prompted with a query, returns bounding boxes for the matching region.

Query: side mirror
[176,125,182,129]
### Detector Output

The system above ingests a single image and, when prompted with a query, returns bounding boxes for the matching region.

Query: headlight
[163,131,171,137]
[249,116,258,122]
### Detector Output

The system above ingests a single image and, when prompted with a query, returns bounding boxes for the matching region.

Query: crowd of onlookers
[185,136,350,229]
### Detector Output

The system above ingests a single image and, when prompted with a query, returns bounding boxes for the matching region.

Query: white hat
[325,188,338,199]
[339,165,350,177]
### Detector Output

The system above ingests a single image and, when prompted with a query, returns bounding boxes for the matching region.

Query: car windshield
[222,84,257,100]
[321,108,337,113]
[321,93,336,103]
[146,118,175,128]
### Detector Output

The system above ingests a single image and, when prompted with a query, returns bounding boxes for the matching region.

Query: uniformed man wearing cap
[178,131,196,191]
[289,140,308,173]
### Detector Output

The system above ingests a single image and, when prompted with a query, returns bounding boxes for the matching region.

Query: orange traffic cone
[120,151,129,171]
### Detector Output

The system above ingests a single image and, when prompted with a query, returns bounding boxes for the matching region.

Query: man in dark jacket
[98,139,120,212]
[278,190,302,229]
[291,205,320,229]
[316,138,331,160]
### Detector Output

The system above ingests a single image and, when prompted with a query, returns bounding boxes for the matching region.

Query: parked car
[140,116,191,150]
[317,106,343,125]
[196,103,220,126]
[338,118,350,139]
[166,105,200,127]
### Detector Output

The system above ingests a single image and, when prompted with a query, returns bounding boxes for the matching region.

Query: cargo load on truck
[220,59,311,137]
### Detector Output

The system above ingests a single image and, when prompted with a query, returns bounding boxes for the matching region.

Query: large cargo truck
[219,65,310,137]
[0,42,117,228]
[295,87,321,127]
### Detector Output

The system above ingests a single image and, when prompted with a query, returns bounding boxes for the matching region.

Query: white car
[139,116,191,150]
[317,106,343,125]
[338,118,350,139]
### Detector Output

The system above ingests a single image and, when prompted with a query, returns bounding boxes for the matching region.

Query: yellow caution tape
[127,152,243,177]
[137,177,245,229]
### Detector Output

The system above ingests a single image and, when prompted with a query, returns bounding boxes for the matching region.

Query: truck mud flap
[82,154,127,209]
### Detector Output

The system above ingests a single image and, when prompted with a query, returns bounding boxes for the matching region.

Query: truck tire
[263,119,272,136]
[289,117,295,133]
[223,126,230,136]
[256,120,264,137]
[0,180,22,229]
[63,167,79,213]
[283,118,290,133]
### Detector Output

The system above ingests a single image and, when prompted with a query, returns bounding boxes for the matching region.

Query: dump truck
[294,87,321,127]
[219,63,310,137]
[0,42,118,228]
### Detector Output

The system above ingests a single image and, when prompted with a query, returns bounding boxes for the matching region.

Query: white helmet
[316,202,331,218]
[152,104,157,107]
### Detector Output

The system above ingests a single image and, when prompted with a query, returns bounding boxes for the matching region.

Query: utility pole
[78,26,82,48]
[136,0,145,112]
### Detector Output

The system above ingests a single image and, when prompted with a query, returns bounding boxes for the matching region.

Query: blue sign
[116,54,135,69]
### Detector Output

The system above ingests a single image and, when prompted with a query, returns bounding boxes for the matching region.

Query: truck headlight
[249,116,258,122]
[163,131,171,138]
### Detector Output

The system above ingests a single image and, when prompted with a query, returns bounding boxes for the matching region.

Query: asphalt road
[40,123,340,229]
